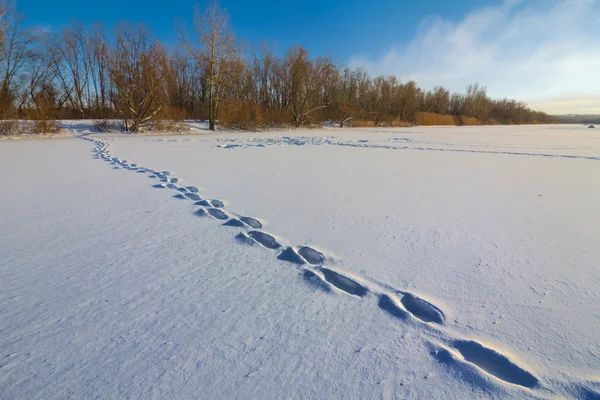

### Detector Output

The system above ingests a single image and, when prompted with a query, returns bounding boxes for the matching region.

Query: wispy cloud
[349,0,600,114]
[33,25,53,35]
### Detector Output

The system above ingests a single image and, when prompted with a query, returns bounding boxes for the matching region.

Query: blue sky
[19,0,488,59]
[17,0,600,113]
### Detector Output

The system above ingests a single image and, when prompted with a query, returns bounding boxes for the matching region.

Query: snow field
[1,122,598,399]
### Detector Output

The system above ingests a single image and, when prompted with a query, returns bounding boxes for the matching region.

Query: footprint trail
[80,133,566,397]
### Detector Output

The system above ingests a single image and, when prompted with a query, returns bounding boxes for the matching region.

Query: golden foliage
[350,119,376,128]
[416,112,456,126]
[456,116,483,126]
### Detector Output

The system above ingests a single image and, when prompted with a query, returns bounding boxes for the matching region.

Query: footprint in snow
[240,217,262,229]
[223,218,245,227]
[210,199,224,208]
[185,193,201,201]
[400,293,445,324]
[433,340,540,389]
[320,268,368,297]
[186,186,199,193]
[247,231,281,249]
[166,183,178,189]
[153,184,166,189]
[277,247,305,265]
[207,208,228,220]
[297,247,325,265]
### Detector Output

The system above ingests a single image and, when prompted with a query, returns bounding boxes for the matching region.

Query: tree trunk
[208,91,215,130]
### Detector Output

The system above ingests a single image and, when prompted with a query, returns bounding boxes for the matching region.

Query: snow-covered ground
[1,122,598,399]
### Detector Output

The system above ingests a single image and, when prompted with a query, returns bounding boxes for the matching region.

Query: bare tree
[422,86,450,115]
[0,4,35,117]
[396,81,421,123]
[282,47,329,126]
[89,24,111,117]
[109,23,168,132]
[190,1,236,130]
[464,83,491,120]
[24,41,64,132]
[52,21,93,118]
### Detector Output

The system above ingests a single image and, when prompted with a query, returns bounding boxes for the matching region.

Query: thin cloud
[35,25,53,33]
[349,0,600,114]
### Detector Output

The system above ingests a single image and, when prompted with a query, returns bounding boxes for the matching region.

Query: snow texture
[1,121,599,399]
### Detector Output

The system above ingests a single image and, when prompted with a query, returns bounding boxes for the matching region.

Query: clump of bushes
[456,116,483,126]
[416,112,456,126]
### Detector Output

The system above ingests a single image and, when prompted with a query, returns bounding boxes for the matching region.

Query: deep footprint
[452,340,539,388]
[298,247,325,265]
[378,294,408,320]
[320,268,368,297]
[277,247,305,265]
[185,193,201,201]
[210,200,224,208]
[240,217,262,229]
[186,186,199,193]
[400,293,445,324]
[153,184,166,189]
[166,183,178,189]
[207,208,228,220]
[223,219,245,227]
[248,231,281,250]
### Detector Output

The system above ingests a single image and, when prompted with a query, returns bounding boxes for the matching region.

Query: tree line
[0,1,555,133]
